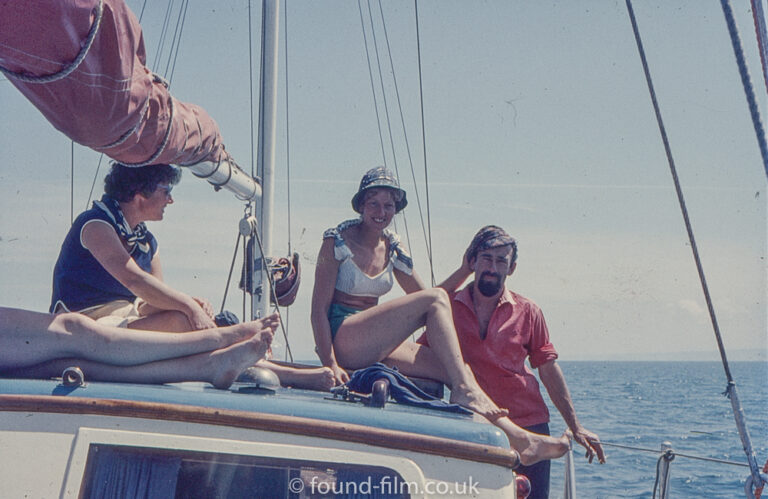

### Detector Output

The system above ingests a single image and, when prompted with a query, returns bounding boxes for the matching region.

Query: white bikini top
[324,219,413,298]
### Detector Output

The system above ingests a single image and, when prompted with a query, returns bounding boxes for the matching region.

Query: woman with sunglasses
[49,162,216,332]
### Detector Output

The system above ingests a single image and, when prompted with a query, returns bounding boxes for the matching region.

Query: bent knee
[424,287,450,309]
[55,312,96,334]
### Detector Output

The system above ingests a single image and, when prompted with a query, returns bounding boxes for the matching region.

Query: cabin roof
[0,377,508,448]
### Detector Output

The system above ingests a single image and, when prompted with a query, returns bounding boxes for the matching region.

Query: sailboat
[1,0,766,497]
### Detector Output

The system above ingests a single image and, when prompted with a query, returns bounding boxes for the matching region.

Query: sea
[545,361,768,498]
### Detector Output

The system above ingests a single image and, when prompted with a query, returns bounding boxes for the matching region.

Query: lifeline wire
[600,441,751,467]
[625,1,766,494]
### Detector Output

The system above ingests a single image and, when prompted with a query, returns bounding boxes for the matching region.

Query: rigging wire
[166,0,190,86]
[283,0,292,360]
[162,0,186,78]
[152,0,175,73]
[357,0,388,166]
[366,0,400,173]
[376,0,436,282]
[413,0,435,287]
[70,141,75,224]
[364,0,413,253]
[751,0,768,94]
[220,231,243,315]
[376,0,435,284]
[248,0,257,178]
[85,154,106,209]
[242,225,248,327]
[250,228,295,362]
[625,1,767,495]
[720,0,768,179]
[137,0,149,23]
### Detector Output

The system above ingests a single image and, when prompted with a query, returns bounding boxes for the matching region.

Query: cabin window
[80,444,410,498]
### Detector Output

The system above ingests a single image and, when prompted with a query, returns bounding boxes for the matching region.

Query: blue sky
[1,0,766,363]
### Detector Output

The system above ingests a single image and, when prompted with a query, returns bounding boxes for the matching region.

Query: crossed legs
[0,306,277,388]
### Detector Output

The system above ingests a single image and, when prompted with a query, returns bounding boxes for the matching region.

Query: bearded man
[422,225,606,498]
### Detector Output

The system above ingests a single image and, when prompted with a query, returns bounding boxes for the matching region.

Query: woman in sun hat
[310,166,572,466]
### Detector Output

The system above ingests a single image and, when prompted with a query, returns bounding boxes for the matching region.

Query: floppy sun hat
[351,166,408,213]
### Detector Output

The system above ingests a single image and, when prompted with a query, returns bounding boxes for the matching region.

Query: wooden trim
[0,394,519,469]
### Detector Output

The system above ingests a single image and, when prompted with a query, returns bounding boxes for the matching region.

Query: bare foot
[208,329,274,389]
[215,313,280,347]
[277,366,336,391]
[517,429,572,466]
[449,382,510,420]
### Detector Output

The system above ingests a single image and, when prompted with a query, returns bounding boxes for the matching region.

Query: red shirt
[419,285,558,427]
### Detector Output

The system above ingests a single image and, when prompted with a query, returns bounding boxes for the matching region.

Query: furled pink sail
[0,0,224,167]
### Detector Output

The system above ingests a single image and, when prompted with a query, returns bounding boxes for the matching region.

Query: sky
[0,0,766,364]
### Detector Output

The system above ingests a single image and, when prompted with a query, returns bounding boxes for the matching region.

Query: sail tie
[108,74,176,168]
[0,0,104,84]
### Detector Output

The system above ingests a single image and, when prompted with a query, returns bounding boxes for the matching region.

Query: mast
[251,0,281,319]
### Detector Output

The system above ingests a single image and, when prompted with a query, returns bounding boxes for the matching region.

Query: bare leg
[259,361,336,391]
[495,419,572,466]
[0,306,279,370]
[7,329,274,389]
[333,288,506,419]
[128,310,191,332]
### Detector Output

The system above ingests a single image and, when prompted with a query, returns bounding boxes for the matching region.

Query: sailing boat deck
[0,376,519,497]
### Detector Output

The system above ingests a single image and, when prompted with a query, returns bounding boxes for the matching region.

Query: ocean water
[545,361,768,498]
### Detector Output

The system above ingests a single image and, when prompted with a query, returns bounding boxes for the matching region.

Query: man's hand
[572,426,606,464]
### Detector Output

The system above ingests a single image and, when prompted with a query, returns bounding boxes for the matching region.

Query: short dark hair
[468,225,518,266]
[104,162,181,202]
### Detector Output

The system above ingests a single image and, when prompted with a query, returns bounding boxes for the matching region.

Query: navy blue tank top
[50,203,158,312]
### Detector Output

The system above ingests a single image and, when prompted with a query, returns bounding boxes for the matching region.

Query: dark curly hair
[104,162,182,202]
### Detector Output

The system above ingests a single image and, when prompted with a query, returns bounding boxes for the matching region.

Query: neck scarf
[93,195,151,253]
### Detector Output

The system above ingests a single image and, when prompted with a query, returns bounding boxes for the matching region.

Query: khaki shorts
[55,299,142,328]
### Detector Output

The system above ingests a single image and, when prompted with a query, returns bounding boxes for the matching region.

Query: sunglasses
[156,184,173,197]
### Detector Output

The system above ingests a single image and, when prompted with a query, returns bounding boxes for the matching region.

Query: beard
[477,272,503,297]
